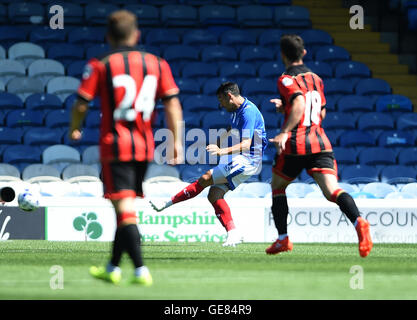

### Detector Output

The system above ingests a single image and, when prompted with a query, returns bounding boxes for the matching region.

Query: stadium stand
[0,0,415,199]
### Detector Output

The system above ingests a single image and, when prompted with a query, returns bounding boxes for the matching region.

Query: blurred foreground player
[267,34,373,258]
[150,82,267,247]
[69,10,184,285]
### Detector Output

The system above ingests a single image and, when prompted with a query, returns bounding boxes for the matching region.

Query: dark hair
[216,81,240,97]
[107,10,138,44]
[280,34,305,63]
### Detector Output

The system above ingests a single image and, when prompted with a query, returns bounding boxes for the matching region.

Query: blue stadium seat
[8,2,45,24]
[220,29,257,49]
[0,163,21,181]
[201,45,238,63]
[398,147,417,166]
[355,78,391,96]
[334,61,371,80]
[0,92,23,111]
[407,7,417,31]
[85,3,118,25]
[202,77,230,95]
[262,144,277,164]
[286,182,316,198]
[258,61,286,79]
[202,111,230,129]
[182,95,219,112]
[361,182,397,198]
[333,147,357,165]
[176,78,201,95]
[124,4,159,26]
[315,45,350,65]
[263,113,283,129]
[182,62,218,80]
[259,164,273,183]
[376,94,413,113]
[237,5,273,27]
[325,129,344,146]
[46,76,80,102]
[44,109,70,129]
[301,29,333,48]
[27,59,66,86]
[298,170,315,184]
[25,93,62,111]
[182,29,218,48]
[337,95,374,113]
[30,25,67,48]
[241,78,277,96]
[274,5,311,28]
[357,112,394,131]
[0,45,5,59]
[8,42,45,68]
[219,62,256,79]
[0,127,23,145]
[163,45,199,64]
[47,43,84,67]
[339,130,376,148]
[0,3,6,23]
[161,4,197,26]
[396,112,417,131]
[183,112,204,128]
[67,60,87,78]
[46,2,83,25]
[23,127,62,150]
[82,145,99,165]
[258,29,284,51]
[322,112,356,130]
[62,163,101,182]
[85,110,101,129]
[68,27,105,46]
[6,77,44,101]
[21,163,62,182]
[0,59,26,84]
[340,164,379,184]
[358,147,397,166]
[199,4,236,26]
[42,144,81,172]
[385,191,417,199]
[2,145,42,172]
[145,29,180,48]
[0,26,27,50]
[380,165,417,184]
[305,61,333,79]
[324,79,354,96]
[63,128,99,150]
[240,46,274,67]
[6,110,44,129]
[378,130,414,148]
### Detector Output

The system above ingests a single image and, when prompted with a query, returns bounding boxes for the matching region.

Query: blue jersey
[229,97,267,165]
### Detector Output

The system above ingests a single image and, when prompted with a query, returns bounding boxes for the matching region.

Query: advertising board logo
[73,212,103,240]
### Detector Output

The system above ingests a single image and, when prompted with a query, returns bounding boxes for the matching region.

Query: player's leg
[308,152,372,257]
[149,169,214,212]
[207,185,242,247]
[266,154,302,255]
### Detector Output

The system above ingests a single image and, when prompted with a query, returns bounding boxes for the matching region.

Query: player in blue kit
[150,82,267,246]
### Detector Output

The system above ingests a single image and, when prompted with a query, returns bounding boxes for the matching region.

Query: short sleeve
[77,59,100,101]
[277,75,303,107]
[156,58,179,99]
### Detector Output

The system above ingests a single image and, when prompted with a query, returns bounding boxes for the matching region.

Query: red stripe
[330,188,344,203]
[272,189,286,196]
[116,211,137,226]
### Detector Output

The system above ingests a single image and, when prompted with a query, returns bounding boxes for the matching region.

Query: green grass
[0,241,416,300]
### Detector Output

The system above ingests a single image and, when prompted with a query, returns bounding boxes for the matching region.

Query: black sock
[336,192,360,224]
[110,227,123,267]
[272,195,289,235]
[119,224,144,269]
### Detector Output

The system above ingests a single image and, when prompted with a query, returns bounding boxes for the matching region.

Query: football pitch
[0,241,416,300]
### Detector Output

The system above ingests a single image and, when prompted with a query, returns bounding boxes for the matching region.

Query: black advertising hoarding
[0,206,45,240]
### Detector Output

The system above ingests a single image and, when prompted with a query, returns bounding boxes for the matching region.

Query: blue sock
[106,262,121,273]
[354,219,358,227]
[278,233,288,240]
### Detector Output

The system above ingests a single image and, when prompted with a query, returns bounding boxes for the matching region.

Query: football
[18,190,39,212]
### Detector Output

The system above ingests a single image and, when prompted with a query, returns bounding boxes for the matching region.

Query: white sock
[278,233,288,240]
[135,266,150,278]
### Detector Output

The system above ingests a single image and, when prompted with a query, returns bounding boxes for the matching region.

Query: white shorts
[210,155,260,192]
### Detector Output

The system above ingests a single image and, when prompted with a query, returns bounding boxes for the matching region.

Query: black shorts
[101,161,148,200]
[272,151,338,181]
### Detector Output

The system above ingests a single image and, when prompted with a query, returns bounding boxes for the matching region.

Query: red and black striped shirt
[277,64,332,155]
[77,46,179,162]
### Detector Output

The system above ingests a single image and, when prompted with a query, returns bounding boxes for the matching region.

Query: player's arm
[207,137,251,156]
[321,107,326,120]
[163,95,184,164]
[69,95,90,140]
[270,95,305,153]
